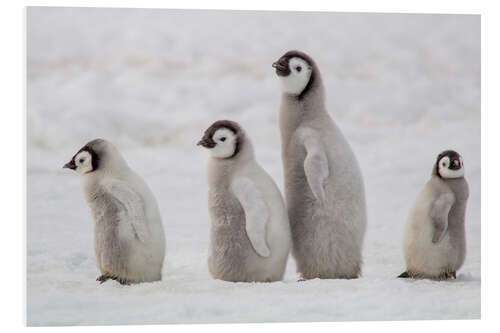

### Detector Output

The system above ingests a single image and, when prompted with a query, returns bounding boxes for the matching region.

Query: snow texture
[27,7,480,326]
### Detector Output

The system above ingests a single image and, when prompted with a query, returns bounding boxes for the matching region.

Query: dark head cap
[63,139,105,173]
[433,150,464,178]
[197,120,243,158]
[272,50,318,99]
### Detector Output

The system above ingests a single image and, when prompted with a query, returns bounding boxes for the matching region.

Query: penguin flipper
[102,179,150,243]
[231,177,271,257]
[398,271,410,278]
[430,192,455,243]
[301,131,329,203]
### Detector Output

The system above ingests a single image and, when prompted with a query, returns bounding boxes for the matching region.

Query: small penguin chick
[197,120,240,159]
[63,139,166,285]
[198,120,292,282]
[400,149,469,280]
[436,150,464,179]
[273,50,366,280]
[273,51,313,96]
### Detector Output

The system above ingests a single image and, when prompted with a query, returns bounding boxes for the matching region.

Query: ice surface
[26,7,480,325]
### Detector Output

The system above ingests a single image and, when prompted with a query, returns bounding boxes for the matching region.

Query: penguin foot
[397,270,457,280]
[398,271,410,278]
[436,271,456,280]
[111,276,131,285]
[97,274,131,285]
[96,275,111,284]
[297,278,307,282]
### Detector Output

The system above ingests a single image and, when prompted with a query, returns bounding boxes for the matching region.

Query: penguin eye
[220,137,226,142]
[296,66,302,72]
[79,158,84,164]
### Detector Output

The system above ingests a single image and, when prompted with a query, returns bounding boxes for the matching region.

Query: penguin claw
[111,276,131,285]
[96,275,110,284]
[97,274,131,285]
[398,271,410,278]
[119,279,131,285]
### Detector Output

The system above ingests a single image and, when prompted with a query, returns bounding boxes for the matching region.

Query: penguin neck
[82,153,132,188]
[279,76,327,142]
[230,141,254,164]
[432,165,469,202]
[442,177,469,202]
[208,141,255,184]
[99,154,131,177]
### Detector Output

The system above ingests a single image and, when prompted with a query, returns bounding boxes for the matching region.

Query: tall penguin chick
[198,120,292,282]
[63,139,166,285]
[400,150,469,280]
[273,50,367,279]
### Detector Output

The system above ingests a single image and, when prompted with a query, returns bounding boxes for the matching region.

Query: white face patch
[278,57,313,96]
[438,156,464,179]
[209,128,237,159]
[74,151,93,175]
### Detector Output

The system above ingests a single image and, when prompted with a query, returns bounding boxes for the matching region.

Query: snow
[26,7,480,325]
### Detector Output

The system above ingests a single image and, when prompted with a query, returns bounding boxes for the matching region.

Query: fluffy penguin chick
[273,50,367,279]
[63,139,166,285]
[400,150,469,280]
[198,120,292,282]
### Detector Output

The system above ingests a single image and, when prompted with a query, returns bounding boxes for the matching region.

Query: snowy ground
[26,8,480,325]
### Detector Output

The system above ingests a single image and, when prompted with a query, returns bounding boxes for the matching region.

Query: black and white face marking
[436,150,464,179]
[273,55,313,96]
[197,120,241,159]
[209,128,237,158]
[63,145,99,175]
[198,127,237,159]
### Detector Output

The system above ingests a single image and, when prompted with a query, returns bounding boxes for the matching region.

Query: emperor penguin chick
[273,50,367,279]
[400,150,469,280]
[63,139,166,285]
[198,120,291,282]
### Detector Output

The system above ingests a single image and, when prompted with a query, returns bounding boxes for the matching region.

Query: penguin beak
[197,139,215,148]
[63,160,76,170]
[449,159,461,170]
[272,61,290,76]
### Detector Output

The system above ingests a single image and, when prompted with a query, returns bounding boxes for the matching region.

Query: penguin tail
[398,271,410,278]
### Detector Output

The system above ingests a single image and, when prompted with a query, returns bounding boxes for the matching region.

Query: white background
[2,0,499,332]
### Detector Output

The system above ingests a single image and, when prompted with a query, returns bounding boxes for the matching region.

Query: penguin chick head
[197,120,242,159]
[273,50,314,97]
[63,139,105,175]
[435,150,464,179]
